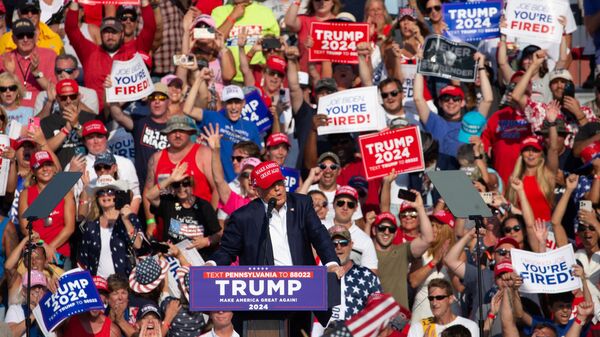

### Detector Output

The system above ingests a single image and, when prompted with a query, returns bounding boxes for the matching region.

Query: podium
[189,266,341,337]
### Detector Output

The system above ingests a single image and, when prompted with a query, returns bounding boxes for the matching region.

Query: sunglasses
[425,5,441,14]
[171,179,192,189]
[232,155,248,162]
[55,67,76,75]
[579,224,596,232]
[313,201,328,208]
[332,239,349,247]
[240,171,251,179]
[58,94,78,101]
[20,8,40,15]
[495,248,511,257]
[319,163,339,171]
[120,15,137,22]
[400,211,418,218]
[15,32,35,40]
[96,188,116,197]
[440,95,462,103]
[266,70,284,79]
[0,85,18,93]
[94,164,112,171]
[377,225,397,233]
[381,89,400,99]
[148,94,168,101]
[428,295,449,301]
[503,225,522,234]
[335,200,356,209]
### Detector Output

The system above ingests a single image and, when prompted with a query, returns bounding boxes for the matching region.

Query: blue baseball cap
[458,111,486,144]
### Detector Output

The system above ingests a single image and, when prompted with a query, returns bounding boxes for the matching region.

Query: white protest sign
[317,86,386,135]
[0,135,10,196]
[401,64,417,111]
[501,0,569,44]
[106,53,154,103]
[511,245,582,294]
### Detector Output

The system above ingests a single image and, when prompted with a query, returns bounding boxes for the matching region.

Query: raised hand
[201,123,222,150]
[546,100,560,123]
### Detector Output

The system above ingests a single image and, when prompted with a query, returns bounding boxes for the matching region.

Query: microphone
[267,198,276,220]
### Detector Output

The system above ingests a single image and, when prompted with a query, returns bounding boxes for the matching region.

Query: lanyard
[16,53,32,87]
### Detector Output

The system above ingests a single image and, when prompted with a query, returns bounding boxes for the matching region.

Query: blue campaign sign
[280,166,300,192]
[443,1,502,43]
[34,269,104,335]
[241,91,273,134]
[189,266,328,311]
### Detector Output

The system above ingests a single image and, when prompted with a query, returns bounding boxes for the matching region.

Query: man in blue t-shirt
[584,0,600,76]
[185,85,262,182]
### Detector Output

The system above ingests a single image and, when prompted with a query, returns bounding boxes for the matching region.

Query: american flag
[325,293,401,337]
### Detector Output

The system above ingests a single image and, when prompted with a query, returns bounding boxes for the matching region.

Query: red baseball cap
[56,79,79,96]
[495,236,519,250]
[251,161,285,189]
[82,120,108,137]
[520,136,543,152]
[335,185,359,202]
[494,261,513,277]
[15,137,35,150]
[93,275,109,292]
[580,141,600,166]
[30,151,53,170]
[429,210,455,228]
[439,85,464,99]
[266,55,286,74]
[374,212,397,226]
[399,202,416,213]
[266,133,290,148]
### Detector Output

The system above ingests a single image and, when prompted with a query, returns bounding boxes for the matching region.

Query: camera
[173,54,196,66]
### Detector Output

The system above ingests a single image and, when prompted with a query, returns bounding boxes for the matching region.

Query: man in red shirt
[65,0,156,111]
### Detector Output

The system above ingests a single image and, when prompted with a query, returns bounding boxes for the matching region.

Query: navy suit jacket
[210,193,339,266]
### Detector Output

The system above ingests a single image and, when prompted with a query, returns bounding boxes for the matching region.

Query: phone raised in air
[397,188,416,202]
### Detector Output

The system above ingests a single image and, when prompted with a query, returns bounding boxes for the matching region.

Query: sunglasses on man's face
[425,5,441,14]
[120,15,137,22]
[332,239,349,247]
[266,70,284,79]
[20,8,40,15]
[495,248,511,257]
[428,295,449,301]
[381,89,400,99]
[440,95,462,103]
[232,155,248,162]
[172,179,192,189]
[0,85,18,93]
[15,32,35,40]
[579,224,596,232]
[58,94,78,101]
[335,200,356,209]
[319,163,339,171]
[94,164,112,171]
[55,67,76,75]
[148,94,168,102]
[400,211,418,218]
[377,225,397,233]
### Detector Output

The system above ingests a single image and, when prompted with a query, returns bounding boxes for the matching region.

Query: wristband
[487,313,496,320]
[574,317,583,325]
[478,67,486,71]
[60,127,69,136]
[427,261,436,269]
[226,16,236,24]
[545,121,557,127]
[146,218,156,225]
[474,154,484,160]
[293,1,301,5]
[162,322,171,329]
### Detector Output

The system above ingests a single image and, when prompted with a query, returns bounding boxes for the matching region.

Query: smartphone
[287,34,298,47]
[197,58,209,71]
[115,190,131,210]
[193,27,215,39]
[173,54,196,66]
[563,81,575,98]
[74,146,86,156]
[150,241,170,254]
[397,188,416,202]
[28,117,40,133]
[262,38,281,50]
[480,192,493,204]
[580,200,593,212]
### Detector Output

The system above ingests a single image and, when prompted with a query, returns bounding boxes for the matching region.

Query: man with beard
[65,0,156,111]
[373,190,434,309]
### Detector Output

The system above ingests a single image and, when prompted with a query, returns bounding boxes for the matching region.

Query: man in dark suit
[208,160,340,267]
[207,160,341,335]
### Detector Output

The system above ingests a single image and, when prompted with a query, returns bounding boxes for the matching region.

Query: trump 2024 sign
[189,266,328,311]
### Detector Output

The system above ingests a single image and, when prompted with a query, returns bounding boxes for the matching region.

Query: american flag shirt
[340,264,382,319]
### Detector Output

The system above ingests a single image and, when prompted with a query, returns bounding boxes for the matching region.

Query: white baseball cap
[221,85,245,102]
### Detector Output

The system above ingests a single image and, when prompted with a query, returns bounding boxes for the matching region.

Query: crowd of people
[0,0,598,336]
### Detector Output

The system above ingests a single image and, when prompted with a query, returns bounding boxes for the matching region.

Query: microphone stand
[469,215,485,337]
[25,216,38,337]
